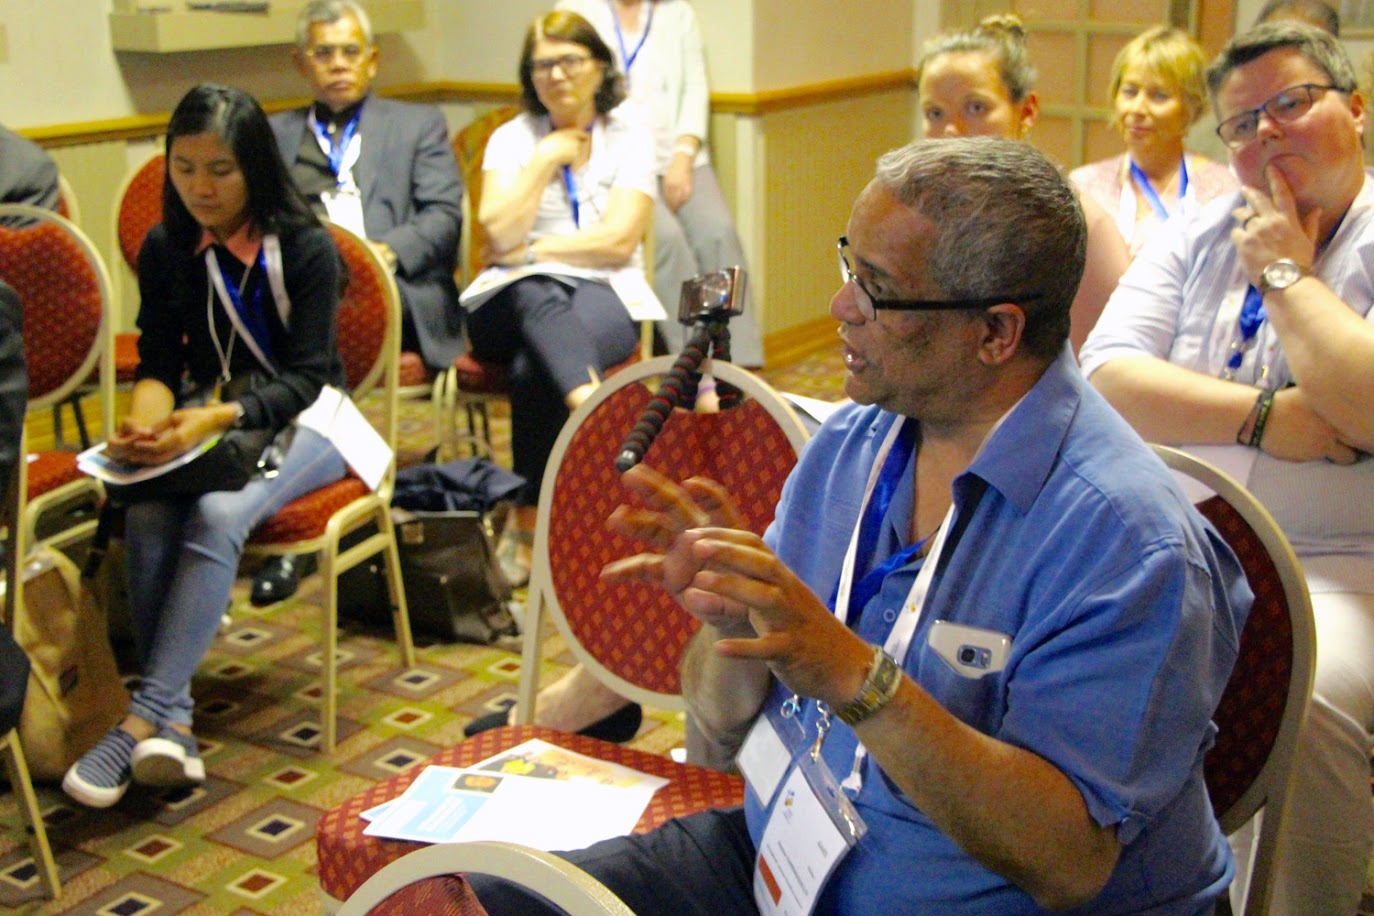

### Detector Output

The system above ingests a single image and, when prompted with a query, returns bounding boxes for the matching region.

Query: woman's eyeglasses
[1215,83,1346,149]
[531,55,593,80]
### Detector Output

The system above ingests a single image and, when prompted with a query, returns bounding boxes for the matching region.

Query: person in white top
[1080,22,1374,915]
[555,0,764,367]
[1069,27,1237,258]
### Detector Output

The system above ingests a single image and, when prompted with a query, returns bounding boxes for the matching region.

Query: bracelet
[525,245,536,266]
[673,141,698,158]
[1249,388,1275,448]
[1236,388,1275,448]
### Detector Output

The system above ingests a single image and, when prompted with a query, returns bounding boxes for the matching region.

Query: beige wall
[1,0,928,352]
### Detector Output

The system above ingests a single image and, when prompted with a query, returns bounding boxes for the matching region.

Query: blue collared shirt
[746,350,1251,914]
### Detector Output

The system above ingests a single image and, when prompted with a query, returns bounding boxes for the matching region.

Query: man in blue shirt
[471,137,1252,914]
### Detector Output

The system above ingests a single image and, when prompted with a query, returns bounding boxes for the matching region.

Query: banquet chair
[240,221,414,754]
[1152,445,1315,916]
[336,841,632,916]
[46,153,161,451]
[109,152,164,387]
[513,356,809,724]
[313,358,808,909]
[0,204,113,558]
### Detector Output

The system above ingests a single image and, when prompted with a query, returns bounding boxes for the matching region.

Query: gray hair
[295,0,374,47]
[1206,21,1356,101]
[873,137,1085,361]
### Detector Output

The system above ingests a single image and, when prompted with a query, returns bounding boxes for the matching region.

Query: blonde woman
[1070,27,1237,257]
[916,14,1131,352]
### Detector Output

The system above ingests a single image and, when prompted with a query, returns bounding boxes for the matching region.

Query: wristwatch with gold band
[834,646,902,726]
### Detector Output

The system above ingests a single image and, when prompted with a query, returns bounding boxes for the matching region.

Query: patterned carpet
[0,350,848,915]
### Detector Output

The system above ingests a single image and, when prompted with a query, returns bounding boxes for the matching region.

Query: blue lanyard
[212,247,275,366]
[608,0,653,77]
[1129,156,1189,222]
[831,421,920,616]
[557,121,595,228]
[1227,285,1265,373]
[561,164,581,229]
[310,105,363,182]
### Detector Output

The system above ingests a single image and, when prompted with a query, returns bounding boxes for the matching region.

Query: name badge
[321,188,366,239]
[753,752,865,916]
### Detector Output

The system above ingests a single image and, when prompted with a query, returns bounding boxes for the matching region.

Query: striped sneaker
[62,727,136,808]
[131,725,205,788]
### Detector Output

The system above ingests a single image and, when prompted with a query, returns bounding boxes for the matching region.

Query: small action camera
[677,267,747,324]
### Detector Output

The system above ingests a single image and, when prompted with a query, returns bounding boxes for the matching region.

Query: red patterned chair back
[114,154,165,273]
[0,205,112,415]
[522,358,811,710]
[326,222,393,397]
[1152,445,1314,916]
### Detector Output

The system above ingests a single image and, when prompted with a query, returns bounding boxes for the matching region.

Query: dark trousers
[467,277,637,504]
[467,806,757,916]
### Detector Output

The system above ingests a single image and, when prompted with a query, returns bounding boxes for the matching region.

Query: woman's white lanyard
[205,234,291,381]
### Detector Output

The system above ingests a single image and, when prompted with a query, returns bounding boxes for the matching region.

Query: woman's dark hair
[162,83,320,250]
[518,11,626,117]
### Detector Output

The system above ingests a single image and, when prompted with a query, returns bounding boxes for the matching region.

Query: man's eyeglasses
[1215,83,1347,149]
[531,54,593,79]
[837,237,1040,322]
[307,43,368,65]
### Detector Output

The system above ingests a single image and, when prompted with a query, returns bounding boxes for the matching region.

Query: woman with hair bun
[916,13,1131,351]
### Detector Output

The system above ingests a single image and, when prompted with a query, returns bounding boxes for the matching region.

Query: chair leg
[378,509,415,669]
[319,548,338,755]
[1,730,61,901]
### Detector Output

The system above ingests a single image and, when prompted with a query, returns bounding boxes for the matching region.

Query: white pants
[1231,589,1374,915]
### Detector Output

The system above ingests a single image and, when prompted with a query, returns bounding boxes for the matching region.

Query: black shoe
[463,708,512,738]
[250,554,316,606]
[579,703,642,743]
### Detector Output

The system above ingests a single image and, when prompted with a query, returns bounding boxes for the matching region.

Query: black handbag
[393,509,519,644]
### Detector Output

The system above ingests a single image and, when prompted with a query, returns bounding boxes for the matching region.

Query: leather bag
[12,547,129,780]
[392,508,518,644]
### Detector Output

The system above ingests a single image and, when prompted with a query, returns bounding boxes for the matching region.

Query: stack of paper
[361,739,668,849]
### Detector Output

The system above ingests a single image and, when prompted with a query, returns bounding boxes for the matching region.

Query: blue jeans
[123,427,347,727]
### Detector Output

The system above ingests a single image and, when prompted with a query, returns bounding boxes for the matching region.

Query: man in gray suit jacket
[271,0,463,372]
[0,124,59,212]
[260,0,463,604]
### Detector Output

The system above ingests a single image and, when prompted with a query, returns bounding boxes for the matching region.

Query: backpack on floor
[11,547,128,781]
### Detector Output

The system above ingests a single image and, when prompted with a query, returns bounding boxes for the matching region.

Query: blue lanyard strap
[1227,285,1266,372]
[608,0,653,76]
[1129,156,1189,222]
[557,121,596,229]
[831,421,919,615]
[310,105,363,181]
[561,164,580,229]
[213,247,275,366]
